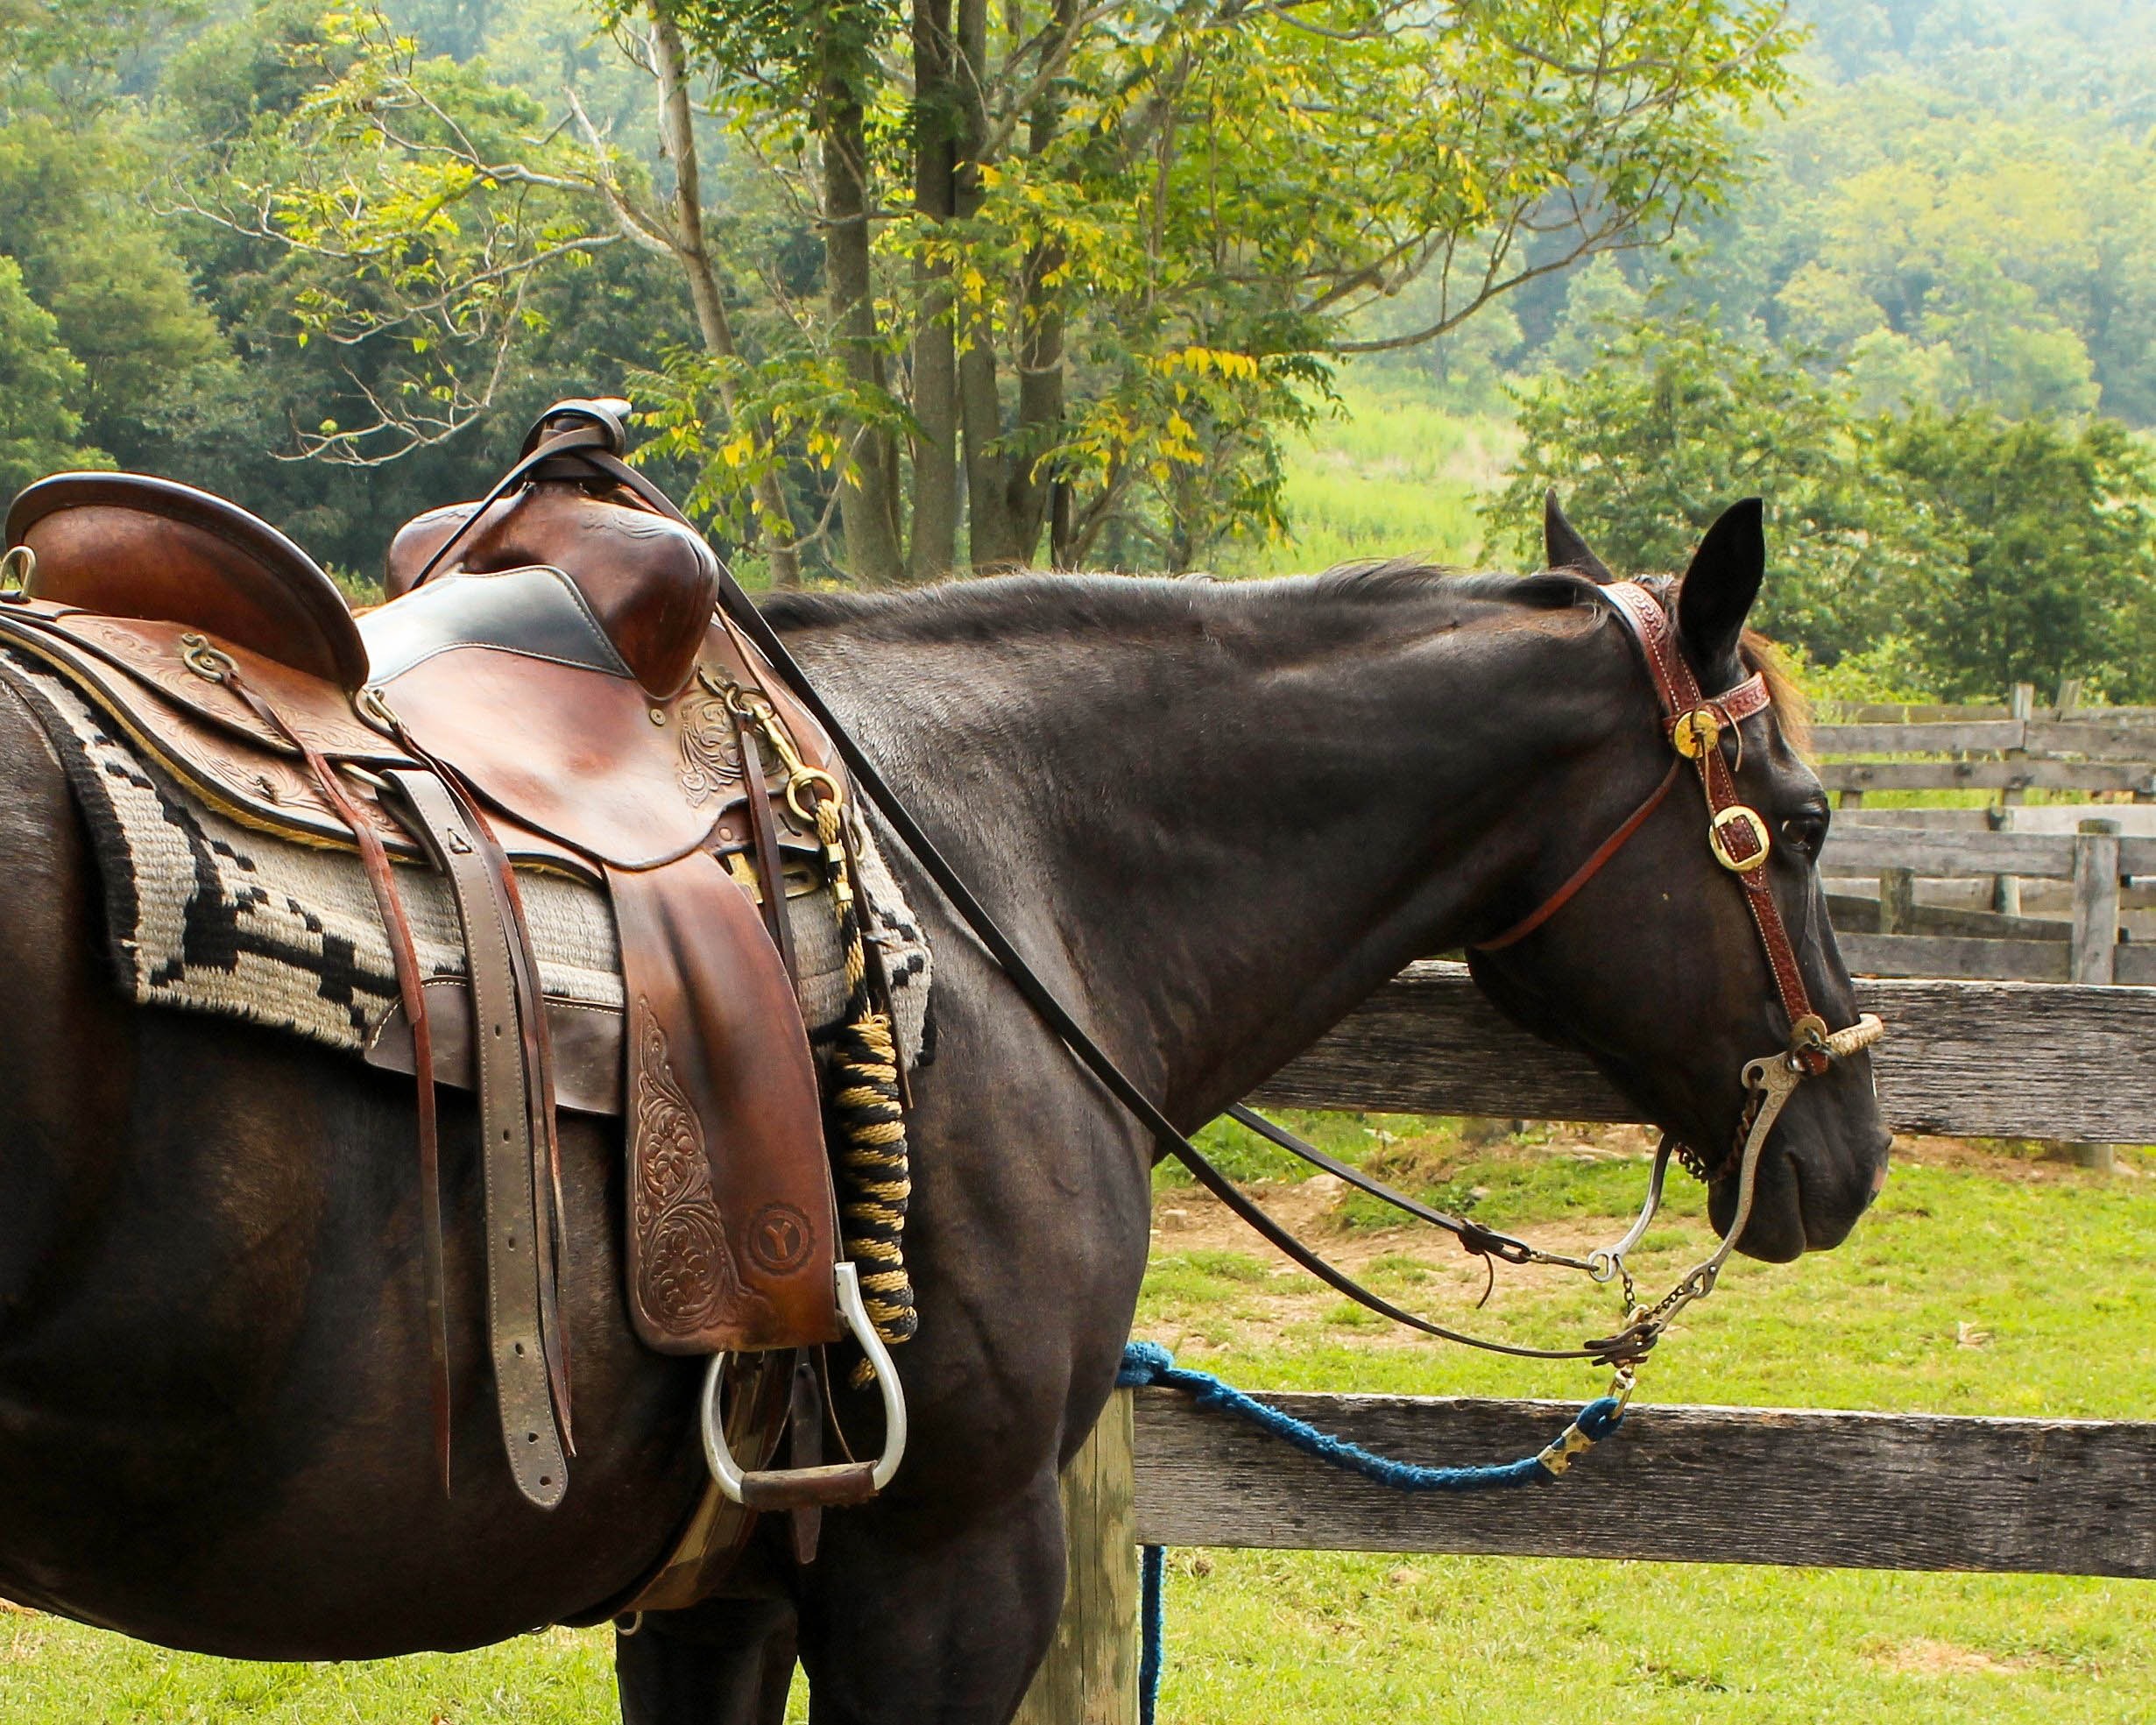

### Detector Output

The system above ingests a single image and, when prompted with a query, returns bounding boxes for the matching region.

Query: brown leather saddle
[0,402,902,1549]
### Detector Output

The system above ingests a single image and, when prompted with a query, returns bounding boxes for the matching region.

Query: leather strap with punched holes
[385,767,570,1511]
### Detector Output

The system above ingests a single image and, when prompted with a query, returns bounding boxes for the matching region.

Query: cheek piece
[1467,579,1884,1343]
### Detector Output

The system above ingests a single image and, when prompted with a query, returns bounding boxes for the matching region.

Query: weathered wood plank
[1813,719,2027,753]
[2073,824,2124,986]
[1838,806,2156,838]
[1129,1390,2156,1577]
[1818,760,2156,795]
[1812,717,2156,759]
[2028,718,2156,760]
[1820,824,2156,880]
[1836,932,2072,982]
[1825,893,2068,941]
[1014,1393,1139,1725]
[1252,962,2156,1142]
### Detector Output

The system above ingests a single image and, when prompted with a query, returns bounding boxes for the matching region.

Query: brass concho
[1672,706,1721,759]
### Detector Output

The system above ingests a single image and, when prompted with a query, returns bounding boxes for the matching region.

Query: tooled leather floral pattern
[676,694,744,807]
[632,1007,745,1338]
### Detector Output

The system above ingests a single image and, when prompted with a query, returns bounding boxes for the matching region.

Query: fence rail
[1254,960,2156,1143]
[1011,944,2156,1721]
[1130,1389,2156,1576]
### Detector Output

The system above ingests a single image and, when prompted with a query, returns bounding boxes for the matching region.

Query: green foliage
[1488,315,1918,660]
[1487,314,2156,699]
[1886,408,2156,700]
[0,256,107,491]
[1610,6,2156,428]
[0,110,230,463]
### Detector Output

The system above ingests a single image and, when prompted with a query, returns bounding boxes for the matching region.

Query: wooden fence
[1014,961,2156,1720]
[1805,680,2155,997]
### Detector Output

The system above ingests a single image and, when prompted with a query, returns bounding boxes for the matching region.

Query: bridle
[1223,578,1884,1374]
[469,443,1882,1385]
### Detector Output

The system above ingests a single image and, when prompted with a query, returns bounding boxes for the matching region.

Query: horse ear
[1543,491,1613,582]
[1677,498,1765,682]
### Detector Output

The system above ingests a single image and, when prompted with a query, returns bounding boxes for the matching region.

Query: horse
[0,498,1890,1722]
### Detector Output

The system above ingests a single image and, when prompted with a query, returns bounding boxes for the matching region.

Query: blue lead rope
[1114,1340,1628,1724]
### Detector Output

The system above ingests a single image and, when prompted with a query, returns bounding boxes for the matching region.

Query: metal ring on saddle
[0,543,32,599]
[178,633,237,684]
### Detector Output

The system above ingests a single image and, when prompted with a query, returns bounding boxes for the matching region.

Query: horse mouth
[1710,1126,1891,1263]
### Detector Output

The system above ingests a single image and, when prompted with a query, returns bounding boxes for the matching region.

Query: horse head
[1467,495,1891,1263]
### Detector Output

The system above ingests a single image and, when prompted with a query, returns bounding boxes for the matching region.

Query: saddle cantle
[0,400,908,1537]
[7,470,368,691]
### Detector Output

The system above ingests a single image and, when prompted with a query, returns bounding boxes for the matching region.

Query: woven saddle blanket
[0,647,931,1074]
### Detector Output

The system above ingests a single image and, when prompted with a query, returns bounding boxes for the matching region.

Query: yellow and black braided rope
[816,798,917,1378]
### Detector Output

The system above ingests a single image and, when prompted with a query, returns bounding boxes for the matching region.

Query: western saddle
[0,402,905,1574]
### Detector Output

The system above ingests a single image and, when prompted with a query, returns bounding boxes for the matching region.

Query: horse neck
[782,574,1625,1126]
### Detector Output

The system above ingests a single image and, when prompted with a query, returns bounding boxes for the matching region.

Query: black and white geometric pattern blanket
[0,647,930,1066]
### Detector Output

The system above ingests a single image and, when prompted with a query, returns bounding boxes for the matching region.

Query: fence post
[1992,686,2035,915]
[1988,803,2020,916]
[2068,818,2123,1172]
[1012,1389,1140,1725]
[1878,866,1916,936]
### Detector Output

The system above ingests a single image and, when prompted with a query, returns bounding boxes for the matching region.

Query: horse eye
[1782,814,1827,859]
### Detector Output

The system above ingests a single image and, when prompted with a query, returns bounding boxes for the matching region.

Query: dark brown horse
[0,502,1888,1721]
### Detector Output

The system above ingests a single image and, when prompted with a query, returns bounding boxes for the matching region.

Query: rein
[503,442,1879,1377]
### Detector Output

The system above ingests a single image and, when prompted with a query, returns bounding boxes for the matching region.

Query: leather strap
[1476,760,1683,951]
[1600,583,1825,1078]
[210,662,456,1489]
[732,711,799,986]
[385,767,569,1511]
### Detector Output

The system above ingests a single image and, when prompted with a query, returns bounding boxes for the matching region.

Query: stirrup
[698,1262,908,1509]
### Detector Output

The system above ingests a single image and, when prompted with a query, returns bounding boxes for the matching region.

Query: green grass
[8,1131,2155,1720]
[1216,378,1517,577]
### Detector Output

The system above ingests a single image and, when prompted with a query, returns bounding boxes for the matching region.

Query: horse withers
[0,494,1887,1721]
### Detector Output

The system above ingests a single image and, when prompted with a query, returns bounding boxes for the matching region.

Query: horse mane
[760,562,1809,747]
[758,561,1598,639]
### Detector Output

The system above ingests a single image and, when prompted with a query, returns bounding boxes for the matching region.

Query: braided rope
[816,797,918,1381]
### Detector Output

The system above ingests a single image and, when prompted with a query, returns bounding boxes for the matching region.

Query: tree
[1885,408,2156,701]
[0,255,106,491]
[1486,314,1919,661]
[194,0,1800,581]
[1487,318,2156,701]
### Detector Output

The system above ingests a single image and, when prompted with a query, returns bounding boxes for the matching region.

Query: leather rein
[515,446,1883,1375]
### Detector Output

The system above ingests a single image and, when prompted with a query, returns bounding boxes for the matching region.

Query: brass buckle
[1707,804,1771,873]
[1671,706,1721,759]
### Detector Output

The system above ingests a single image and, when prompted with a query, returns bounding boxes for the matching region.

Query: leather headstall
[1476,580,1830,1097]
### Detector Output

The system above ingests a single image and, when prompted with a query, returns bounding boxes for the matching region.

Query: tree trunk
[1005,0,1077,565]
[650,11,802,587]
[821,39,905,585]
[954,0,1024,571]
[908,0,960,583]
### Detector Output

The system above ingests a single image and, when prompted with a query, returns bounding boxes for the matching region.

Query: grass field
[1214,377,1518,578]
[7,1116,2153,1722]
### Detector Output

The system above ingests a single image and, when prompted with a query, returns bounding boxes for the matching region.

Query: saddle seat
[0,402,891,1540]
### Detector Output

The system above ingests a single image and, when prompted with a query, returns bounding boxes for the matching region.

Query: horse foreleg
[616,1597,799,1725]
[793,1470,1066,1725]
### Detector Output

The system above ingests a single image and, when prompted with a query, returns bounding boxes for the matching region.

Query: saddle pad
[1,647,931,1066]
